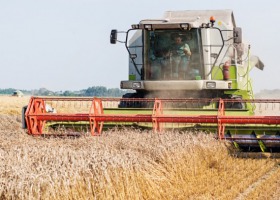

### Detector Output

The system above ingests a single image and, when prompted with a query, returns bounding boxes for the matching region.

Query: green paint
[258,140,267,152]
[211,65,237,89]
[129,74,136,80]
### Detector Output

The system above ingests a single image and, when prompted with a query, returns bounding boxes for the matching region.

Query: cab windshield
[144,29,204,80]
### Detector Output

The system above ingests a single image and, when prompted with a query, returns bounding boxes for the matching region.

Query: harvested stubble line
[23,96,280,152]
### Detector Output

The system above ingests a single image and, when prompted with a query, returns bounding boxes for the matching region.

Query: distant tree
[31,88,54,96]
[63,90,74,96]
[0,88,31,95]
[0,88,16,94]
[0,86,127,97]
[85,86,107,97]
[84,86,127,97]
[107,88,126,97]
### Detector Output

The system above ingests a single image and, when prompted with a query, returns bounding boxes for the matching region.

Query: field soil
[0,96,279,199]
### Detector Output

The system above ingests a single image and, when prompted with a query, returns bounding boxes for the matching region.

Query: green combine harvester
[23,10,280,152]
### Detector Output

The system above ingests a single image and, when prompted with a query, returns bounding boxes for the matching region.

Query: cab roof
[139,10,236,29]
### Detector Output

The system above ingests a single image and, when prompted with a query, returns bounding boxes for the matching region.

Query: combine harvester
[23,10,280,152]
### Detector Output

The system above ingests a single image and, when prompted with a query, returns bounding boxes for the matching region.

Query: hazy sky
[1,0,280,92]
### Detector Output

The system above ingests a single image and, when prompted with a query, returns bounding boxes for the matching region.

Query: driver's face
[175,37,182,44]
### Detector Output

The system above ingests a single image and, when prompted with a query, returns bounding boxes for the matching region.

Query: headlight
[132,82,141,89]
[206,82,216,89]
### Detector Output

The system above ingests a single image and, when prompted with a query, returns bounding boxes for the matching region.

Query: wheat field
[0,96,279,199]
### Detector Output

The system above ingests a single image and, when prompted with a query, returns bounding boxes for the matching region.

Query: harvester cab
[110,10,264,101]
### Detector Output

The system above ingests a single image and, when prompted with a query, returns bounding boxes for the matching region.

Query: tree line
[0,86,130,97]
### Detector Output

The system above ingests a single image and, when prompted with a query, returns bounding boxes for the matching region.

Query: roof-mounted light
[200,16,216,28]
[210,16,215,27]
[201,23,212,28]
[180,23,190,30]
[144,24,152,30]
[131,24,140,29]
[201,23,208,28]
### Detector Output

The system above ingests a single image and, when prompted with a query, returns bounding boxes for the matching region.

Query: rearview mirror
[110,29,118,44]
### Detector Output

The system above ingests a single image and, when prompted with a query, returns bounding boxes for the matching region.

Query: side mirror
[110,29,118,44]
[234,27,242,44]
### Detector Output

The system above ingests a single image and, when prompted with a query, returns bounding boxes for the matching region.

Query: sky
[1,0,280,92]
